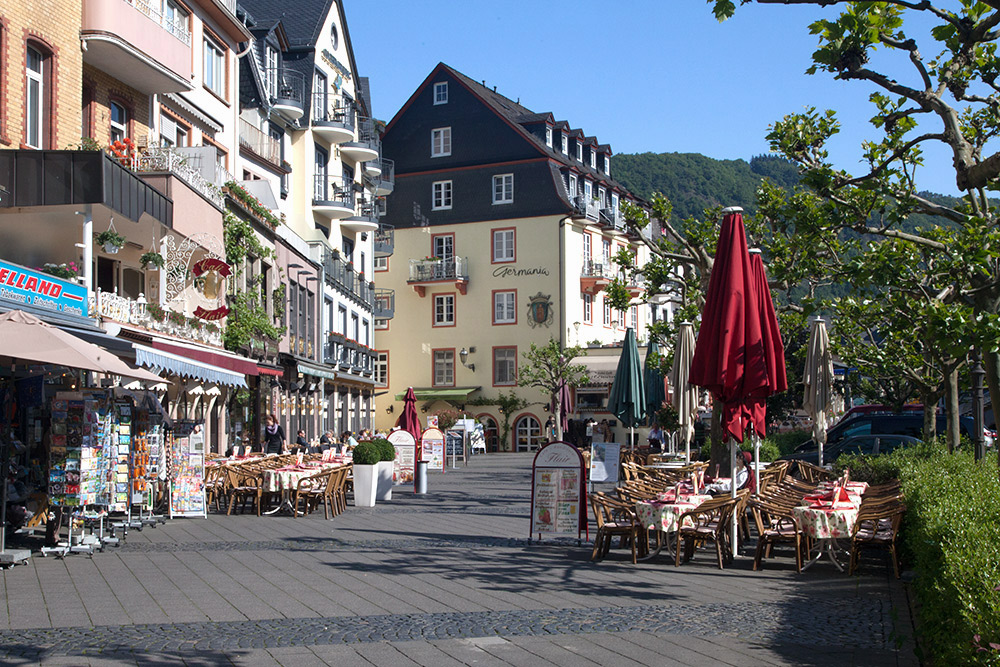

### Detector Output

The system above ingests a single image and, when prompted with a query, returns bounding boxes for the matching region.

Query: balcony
[266,69,306,121]
[92,290,224,347]
[323,337,375,375]
[340,117,380,163]
[600,206,625,231]
[572,195,600,222]
[374,288,395,320]
[312,97,356,144]
[238,118,282,169]
[137,145,224,209]
[81,0,192,94]
[580,259,611,295]
[322,249,375,309]
[312,175,355,220]
[340,194,383,234]
[407,257,469,297]
[373,223,394,257]
[364,158,394,195]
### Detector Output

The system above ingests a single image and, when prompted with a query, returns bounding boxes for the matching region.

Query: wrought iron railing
[373,223,394,256]
[266,68,305,111]
[573,195,600,221]
[408,256,469,282]
[312,174,355,206]
[137,145,224,208]
[321,249,376,308]
[92,290,223,346]
[238,118,281,167]
[313,95,356,130]
[374,288,394,320]
[131,0,191,44]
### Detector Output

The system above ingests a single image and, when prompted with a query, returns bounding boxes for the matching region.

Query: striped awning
[134,344,247,388]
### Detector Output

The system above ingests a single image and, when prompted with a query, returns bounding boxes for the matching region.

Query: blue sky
[344,1,962,197]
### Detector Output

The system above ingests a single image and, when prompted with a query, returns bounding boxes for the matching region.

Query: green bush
[898,450,1000,665]
[372,438,396,462]
[351,441,380,465]
[771,429,811,456]
[695,439,780,463]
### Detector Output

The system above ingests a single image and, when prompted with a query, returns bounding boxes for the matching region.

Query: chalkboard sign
[529,441,586,541]
[445,430,466,463]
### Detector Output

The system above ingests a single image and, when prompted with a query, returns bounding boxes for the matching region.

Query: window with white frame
[576,141,583,161]
[584,180,593,200]
[603,297,611,326]
[434,294,455,326]
[266,45,278,99]
[583,293,593,322]
[492,228,515,263]
[433,349,454,386]
[493,290,516,324]
[203,36,225,97]
[493,347,517,386]
[568,174,577,197]
[604,155,611,174]
[25,46,44,149]
[630,305,637,329]
[433,82,448,104]
[545,126,553,147]
[590,151,596,169]
[433,235,453,260]
[312,70,327,119]
[598,187,606,208]
[374,255,388,271]
[611,192,619,212]
[431,127,451,157]
[583,233,591,259]
[162,0,189,36]
[603,238,611,263]
[432,180,452,210]
[561,132,568,154]
[492,173,513,204]
[109,102,127,143]
[375,351,388,386]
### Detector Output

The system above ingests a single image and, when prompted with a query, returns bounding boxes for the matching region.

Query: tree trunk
[919,388,937,442]
[554,393,564,441]
[709,403,729,476]
[945,366,960,453]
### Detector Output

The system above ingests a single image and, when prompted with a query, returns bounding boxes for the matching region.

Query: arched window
[514,415,542,452]
[478,415,499,452]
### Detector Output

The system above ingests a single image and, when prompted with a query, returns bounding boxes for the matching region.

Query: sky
[343,1,965,197]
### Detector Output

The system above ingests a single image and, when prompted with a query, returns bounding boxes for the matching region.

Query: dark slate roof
[239,0,334,48]
[432,64,633,196]
[515,112,553,125]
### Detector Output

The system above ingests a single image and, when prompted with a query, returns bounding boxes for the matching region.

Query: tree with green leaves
[517,338,589,441]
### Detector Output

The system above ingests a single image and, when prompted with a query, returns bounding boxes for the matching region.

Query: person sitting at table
[263,414,287,455]
[293,429,308,453]
[319,430,334,451]
[341,430,358,452]
[705,451,751,495]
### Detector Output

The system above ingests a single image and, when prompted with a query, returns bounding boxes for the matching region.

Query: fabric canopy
[689,209,769,442]
[134,344,247,387]
[608,328,647,431]
[746,250,788,436]
[396,387,421,440]
[670,322,698,461]
[803,318,834,465]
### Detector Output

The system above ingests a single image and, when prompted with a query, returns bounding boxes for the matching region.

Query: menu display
[589,442,621,483]
[420,427,444,472]
[387,429,416,485]
[530,441,586,539]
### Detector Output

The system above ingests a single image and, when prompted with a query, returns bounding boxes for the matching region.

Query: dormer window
[604,155,611,175]
[561,133,568,154]
[545,126,552,147]
[590,151,596,169]
[434,82,448,105]
[576,141,583,162]
[568,174,577,197]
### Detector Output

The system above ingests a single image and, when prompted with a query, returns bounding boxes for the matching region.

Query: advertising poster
[387,429,416,485]
[420,427,444,471]
[530,441,585,539]
[170,422,206,518]
[589,442,621,483]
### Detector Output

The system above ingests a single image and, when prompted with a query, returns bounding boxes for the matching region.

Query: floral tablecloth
[635,494,714,534]
[792,503,859,539]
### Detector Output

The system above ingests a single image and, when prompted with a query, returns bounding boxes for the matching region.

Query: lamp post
[972,348,986,461]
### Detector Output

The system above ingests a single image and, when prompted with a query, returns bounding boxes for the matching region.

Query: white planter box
[376,460,393,501]
[353,464,378,507]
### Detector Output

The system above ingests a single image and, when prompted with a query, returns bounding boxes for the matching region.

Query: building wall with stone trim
[82,64,151,149]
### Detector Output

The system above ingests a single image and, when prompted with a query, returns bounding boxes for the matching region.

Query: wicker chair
[675,496,738,569]
[748,495,804,572]
[849,501,906,578]
[589,492,644,563]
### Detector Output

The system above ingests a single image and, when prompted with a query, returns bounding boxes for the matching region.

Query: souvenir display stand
[169,422,206,518]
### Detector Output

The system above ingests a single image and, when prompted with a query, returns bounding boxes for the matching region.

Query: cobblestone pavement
[0,454,918,666]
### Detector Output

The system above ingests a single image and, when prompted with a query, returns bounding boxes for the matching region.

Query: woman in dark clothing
[263,414,286,455]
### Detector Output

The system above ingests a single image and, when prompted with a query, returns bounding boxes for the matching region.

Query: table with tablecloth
[262,461,348,493]
[792,486,863,571]
[634,493,714,559]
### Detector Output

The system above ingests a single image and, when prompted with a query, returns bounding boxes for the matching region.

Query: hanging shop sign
[192,257,230,320]
[0,259,88,317]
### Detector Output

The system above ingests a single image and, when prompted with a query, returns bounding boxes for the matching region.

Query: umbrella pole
[730,439,738,558]
[753,432,760,494]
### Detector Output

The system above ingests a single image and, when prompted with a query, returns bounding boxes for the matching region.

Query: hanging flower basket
[95,230,126,254]
[140,251,165,270]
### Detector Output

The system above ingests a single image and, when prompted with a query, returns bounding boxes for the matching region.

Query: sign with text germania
[530,441,586,540]
[0,259,88,317]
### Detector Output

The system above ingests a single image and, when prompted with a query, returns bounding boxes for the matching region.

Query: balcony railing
[266,68,306,116]
[323,336,375,374]
[373,223,394,256]
[600,206,625,230]
[364,157,394,194]
[137,145,224,208]
[573,195,600,221]
[92,290,223,347]
[131,0,191,44]
[313,96,356,130]
[312,174,355,206]
[374,288,395,320]
[581,259,611,278]
[238,118,282,168]
[355,194,385,220]
[408,257,469,283]
[321,249,375,308]
[355,117,380,151]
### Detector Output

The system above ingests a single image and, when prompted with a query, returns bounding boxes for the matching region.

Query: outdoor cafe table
[792,492,861,572]
[262,460,348,515]
[635,493,714,559]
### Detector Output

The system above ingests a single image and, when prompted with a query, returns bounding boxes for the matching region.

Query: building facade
[375,63,652,451]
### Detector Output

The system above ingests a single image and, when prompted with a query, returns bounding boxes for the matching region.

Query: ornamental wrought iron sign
[162,233,229,320]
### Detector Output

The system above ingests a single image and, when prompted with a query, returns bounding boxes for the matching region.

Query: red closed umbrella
[746,249,788,437]
[396,387,421,440]
[689,208,769,443]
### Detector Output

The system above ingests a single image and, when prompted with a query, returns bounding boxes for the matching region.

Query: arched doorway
[514,414,543,452]
[478,414,499,452]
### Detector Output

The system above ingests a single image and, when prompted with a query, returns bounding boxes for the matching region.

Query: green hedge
[697,438,782,463]
[351,441,380,465]
[897,449,1000,665]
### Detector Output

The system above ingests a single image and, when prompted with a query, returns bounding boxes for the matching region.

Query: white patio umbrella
[803,317,835,467]
[669,322,698,463]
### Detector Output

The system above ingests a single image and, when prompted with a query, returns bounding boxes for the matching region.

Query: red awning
[151,340,258,377]
[257,365,283,377]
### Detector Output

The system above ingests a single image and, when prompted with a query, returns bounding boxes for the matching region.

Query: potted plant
[95,229,126,254]
[373,438,396,501]
[140,251,165,270]
[350,440,380,507]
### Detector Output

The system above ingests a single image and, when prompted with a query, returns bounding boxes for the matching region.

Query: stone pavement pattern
[0,454,917,666]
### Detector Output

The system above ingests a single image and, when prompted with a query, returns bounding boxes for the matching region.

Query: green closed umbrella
[608,328,646,449]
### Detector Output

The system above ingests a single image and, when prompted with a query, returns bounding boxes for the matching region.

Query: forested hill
[612,153,801,221]
[612,151,963,230]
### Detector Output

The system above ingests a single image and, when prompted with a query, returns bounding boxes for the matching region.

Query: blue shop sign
[0,260,88,318]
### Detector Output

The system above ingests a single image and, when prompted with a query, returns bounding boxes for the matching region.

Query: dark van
[787,412,979,456]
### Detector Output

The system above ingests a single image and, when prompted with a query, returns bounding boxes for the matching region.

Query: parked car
[787,411,983,456]
[781,434,923,466]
